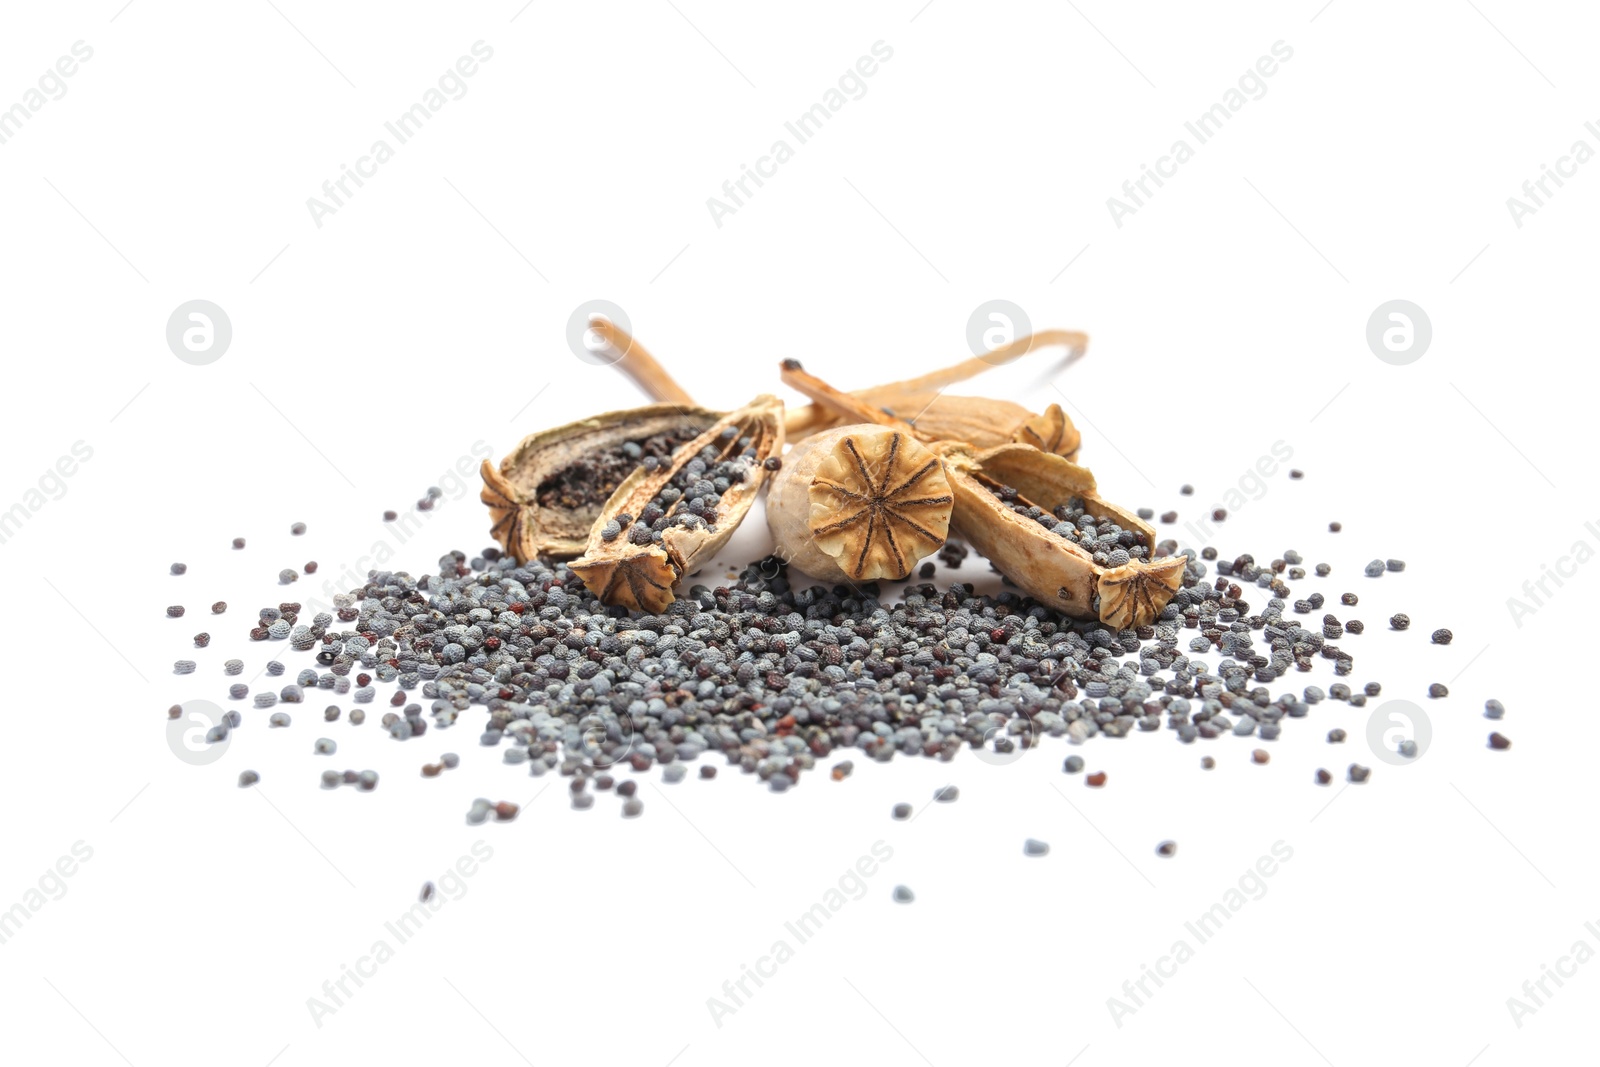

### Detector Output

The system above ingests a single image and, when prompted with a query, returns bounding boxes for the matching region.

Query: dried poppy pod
[480,318,711,561]
[570,395,785,612]
[767,424,953,583]
[781,360,1183,628]
[481,404,720,561]
[784,329,1086,460]
[938,443,1186,628]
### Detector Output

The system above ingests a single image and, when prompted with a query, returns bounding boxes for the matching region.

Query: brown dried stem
[586,316,697,407]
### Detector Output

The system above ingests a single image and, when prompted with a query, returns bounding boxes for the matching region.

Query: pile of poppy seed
[167,483,1514,823]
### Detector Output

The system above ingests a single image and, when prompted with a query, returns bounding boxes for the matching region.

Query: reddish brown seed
[390,691,406,706]
[211,601,227,614]
[232,537,246,549]
[357,673,371,687]
[700,765,717,779]
[493,801,519,821]
[166,605,185,618]
[305,561,318,574]
[1488,732,1512,750]
[1200,756,1215,769]
[1329,521,1342,532]
[1315,768,1332,785]
[1212,508,1227,521]
[193,633,210,648]
[421,764,442,777]
[1086,771,1107,787]
[1252,749,1270,764]
[167,704,182,720]
[383,511,398,521]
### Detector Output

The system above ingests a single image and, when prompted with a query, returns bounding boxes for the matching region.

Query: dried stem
[587,317,697,407]
[783,329,1086,436]
[884,328,1087,394]
[779,360,915,434]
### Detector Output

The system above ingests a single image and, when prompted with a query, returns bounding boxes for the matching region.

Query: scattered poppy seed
[383,511,398,522]
[166,605,185,618]
[170,562,187,575]
[1364,560,1384,577]
[1328,728,1346,743]
[1180,485,1193,495]
[233,537,245,549]
[1431,628,1453,645]
[1156,841,1177,857]
[1329,522,1341,532]
[1348,764,1371,783]
[291,523,306,535]
[420,882,434,903]
[1201,757,1215,770]
[1086,771,1107,787]
[1252,749,1270,764]
[194,633,211,648]
[892,886,914,904]
[1290,470,1303,479]
[1023,839,1050,857]
[892,803,912,819]
[212,601,227,614]
[238,771,259,787]
[305,562,318,574]
[1485,699,1505,720]
[934,785,959,802]
[1488,732,1512,750]
[1428,683,1448,698]
[1315,769,1332,785]
[1063,755,1084,774]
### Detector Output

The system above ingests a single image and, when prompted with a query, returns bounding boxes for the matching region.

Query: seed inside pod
[481,405,718,562]
[570,395,785,612]
[767,424,952,582]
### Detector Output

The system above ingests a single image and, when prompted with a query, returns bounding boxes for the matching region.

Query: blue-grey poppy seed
[269,712,290,727]
[1023,838,1049,857]
[1485,699,1504,720]
[314,738,336,755]
[166,605,185,618]
[892,886,914,903]
[1364,560,1384,577]
[173,660,196,675]
[170,563,187,575]
[290,522,306,535]
[237,770,259,787]
[229,683,249,700]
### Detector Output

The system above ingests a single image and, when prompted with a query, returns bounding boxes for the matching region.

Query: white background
[0,2,1595,1064]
